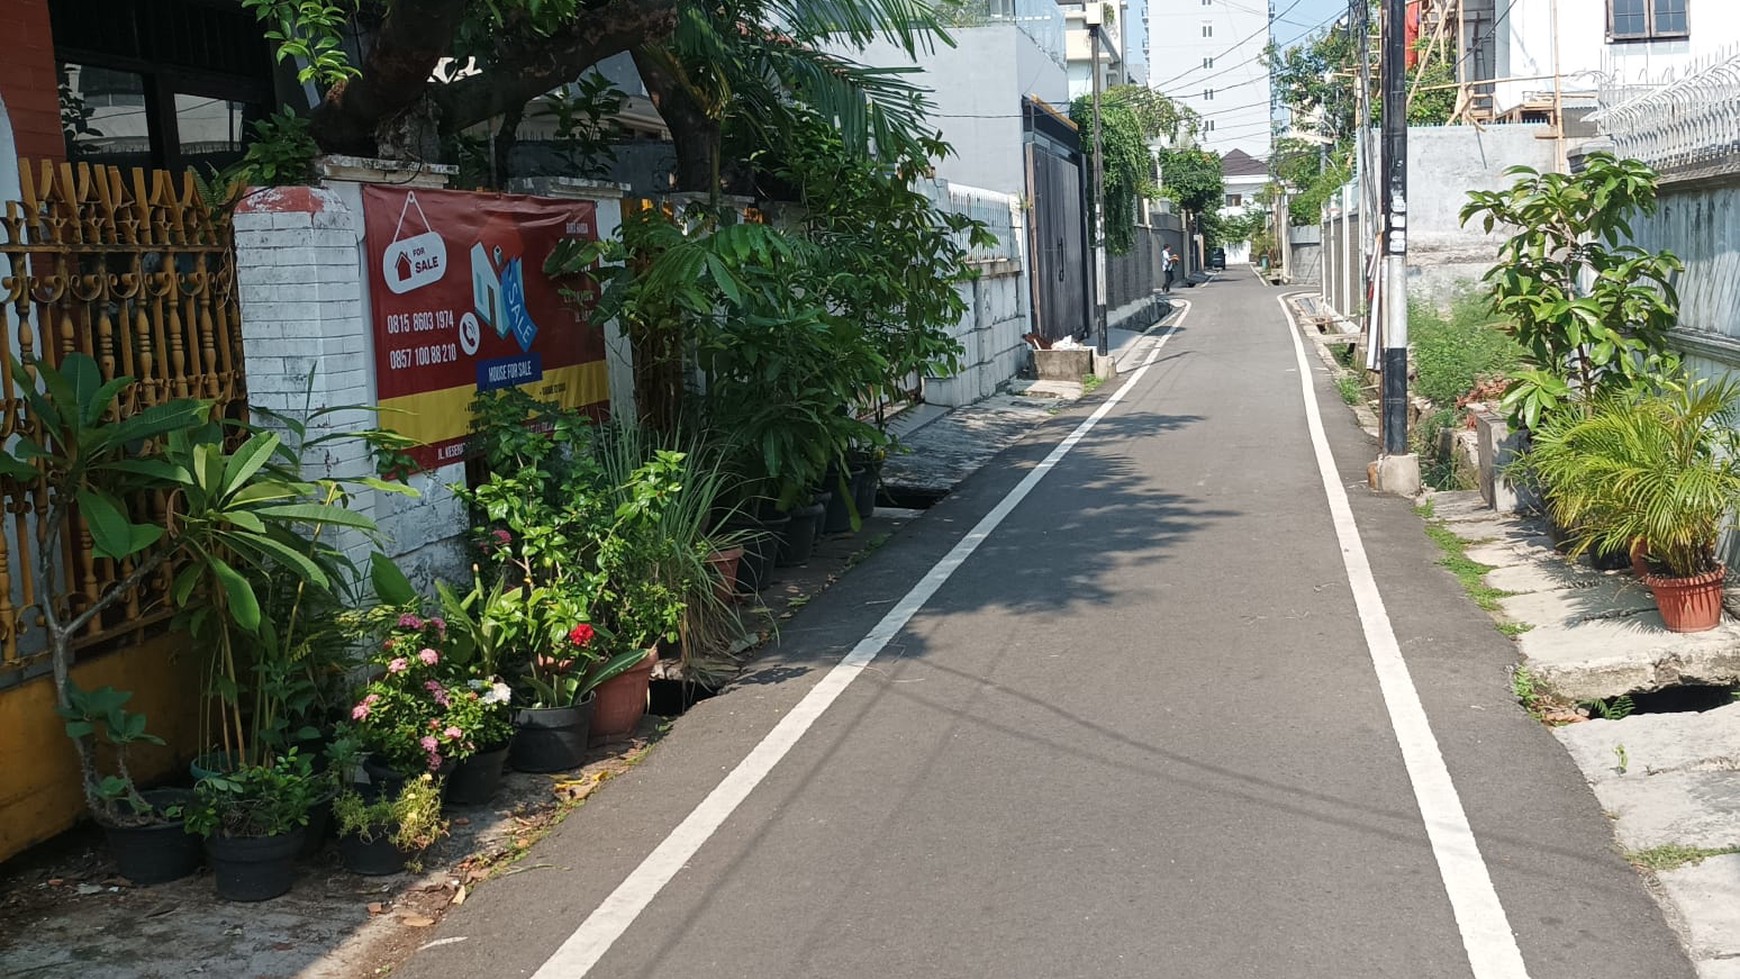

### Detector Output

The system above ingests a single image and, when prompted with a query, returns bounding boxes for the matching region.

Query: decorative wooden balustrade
[0,162,247,683]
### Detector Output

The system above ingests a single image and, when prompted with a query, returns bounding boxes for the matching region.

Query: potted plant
[0,354,381,883]
[1526,377,1740,633]
[343,608,476,796]
[333,773,447,875]
[56,683,199,885]
[441,677,515,805]
[511,613,650,767]
[184,751,319,901]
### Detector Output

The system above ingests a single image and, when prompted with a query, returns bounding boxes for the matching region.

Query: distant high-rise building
[1146,0,1273,158]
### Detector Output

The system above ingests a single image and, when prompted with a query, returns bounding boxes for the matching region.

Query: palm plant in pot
[184,750,319,901]
[332,772,447,875]
[1526,377,1740,633]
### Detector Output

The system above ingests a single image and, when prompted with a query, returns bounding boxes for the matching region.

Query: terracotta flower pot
[706,547,744,603]
[1645,563,1726,634]
[591,648,658,741]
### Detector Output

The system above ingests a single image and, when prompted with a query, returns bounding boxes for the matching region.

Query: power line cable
[1151,0,1312,89]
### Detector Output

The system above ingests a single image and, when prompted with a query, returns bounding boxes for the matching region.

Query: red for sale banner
[362,185,605,468]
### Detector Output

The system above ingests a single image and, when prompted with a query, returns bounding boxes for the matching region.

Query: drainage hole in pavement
[1583,684,1737,719]
[648,678,723,718]
[877,486,948,510]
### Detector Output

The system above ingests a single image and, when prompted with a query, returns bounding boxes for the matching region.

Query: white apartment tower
[1147,0,1273,158]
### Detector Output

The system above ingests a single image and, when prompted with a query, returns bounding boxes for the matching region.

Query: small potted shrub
[185,752,318,901]
[1527,377,1740,633]
[57,683,199,885]
[442,678,515,805]
[344,607,476,797]
[333,773,447,875]
[510,617,643,771]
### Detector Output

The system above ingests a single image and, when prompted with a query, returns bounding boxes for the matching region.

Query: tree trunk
[493,103,526,189]
[309,0,471,156]
[631,47,720,194]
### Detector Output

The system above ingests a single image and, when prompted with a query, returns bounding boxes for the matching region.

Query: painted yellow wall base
[0,635,202,863]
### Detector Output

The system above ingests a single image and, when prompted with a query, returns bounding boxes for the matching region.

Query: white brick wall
[235,183,471,593]
[234,173,631,598]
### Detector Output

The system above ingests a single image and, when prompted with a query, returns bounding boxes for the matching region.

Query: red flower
[568,623,595,647]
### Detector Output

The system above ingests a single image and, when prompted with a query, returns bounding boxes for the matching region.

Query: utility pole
[1375,0,1419,493]
[1086,2,1109,358]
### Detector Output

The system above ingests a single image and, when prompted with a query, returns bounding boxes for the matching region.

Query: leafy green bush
[1410,296,1525,409]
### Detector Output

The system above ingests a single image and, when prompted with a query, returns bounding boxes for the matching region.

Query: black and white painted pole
[1087,3,1109,359]
[1375,0,1419,492]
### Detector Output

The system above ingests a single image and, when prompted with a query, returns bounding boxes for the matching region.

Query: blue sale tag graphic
[475,353,543,392]
[501,257,538,353]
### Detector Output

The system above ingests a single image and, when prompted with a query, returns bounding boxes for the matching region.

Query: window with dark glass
[50,0,277,172]
[1609,0,1688,40]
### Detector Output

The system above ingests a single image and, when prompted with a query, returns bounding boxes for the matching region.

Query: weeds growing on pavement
[1336,374,1363,405]
[1422,522,1515,611]
[1083,373,1104,394]
[1582,694,1637,721]
[1626,844,1740,872]
[1496,621,1533,638]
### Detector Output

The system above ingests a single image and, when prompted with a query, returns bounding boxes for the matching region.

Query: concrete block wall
[919,181,1034,408]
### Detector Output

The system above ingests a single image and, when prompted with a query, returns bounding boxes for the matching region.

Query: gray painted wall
[1404,124,1557,304]
[1627,173,1740,375]
[847,27,1068,197]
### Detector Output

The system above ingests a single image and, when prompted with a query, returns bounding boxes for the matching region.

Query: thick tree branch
[309,0,472,155]
[431,0,681,139]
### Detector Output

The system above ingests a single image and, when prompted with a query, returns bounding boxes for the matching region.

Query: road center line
[530,303,1193,978]
[1276,293,1530,979]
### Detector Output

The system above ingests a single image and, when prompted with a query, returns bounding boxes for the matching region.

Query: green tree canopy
[245,0,952,191]
[1069,86,1194,255]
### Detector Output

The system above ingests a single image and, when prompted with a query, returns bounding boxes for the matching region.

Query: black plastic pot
[509,696,595,773]
[358,757,410,803]
[301,789,337,857]
[777,497,829,566]
[823,468,867,534]
[739,511,790,593]
[338,829,413,876]
[1591,544,1633,571]
[204,829,305,902]
[102,788,200,885]
[445,743,510,806]
[852,464,878,525]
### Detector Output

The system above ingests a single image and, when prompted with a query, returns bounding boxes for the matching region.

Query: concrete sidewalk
[1427,489,1740,978]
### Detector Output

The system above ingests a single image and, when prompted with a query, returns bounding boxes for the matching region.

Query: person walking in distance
[1161,244,1176,293]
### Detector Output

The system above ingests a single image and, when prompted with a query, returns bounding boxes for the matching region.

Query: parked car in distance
[1209,247,1226,270]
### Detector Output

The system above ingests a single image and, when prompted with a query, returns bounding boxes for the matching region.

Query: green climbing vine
[1070,86,1191,255]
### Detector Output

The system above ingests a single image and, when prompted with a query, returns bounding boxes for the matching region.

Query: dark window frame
[1608,0,1689,42]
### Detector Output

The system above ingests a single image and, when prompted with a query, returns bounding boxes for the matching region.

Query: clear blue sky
[1275,0,1350,50]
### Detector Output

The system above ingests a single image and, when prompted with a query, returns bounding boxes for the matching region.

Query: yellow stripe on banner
[378,361,611,447]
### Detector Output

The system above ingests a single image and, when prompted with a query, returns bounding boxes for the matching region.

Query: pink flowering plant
[343,607,479,775]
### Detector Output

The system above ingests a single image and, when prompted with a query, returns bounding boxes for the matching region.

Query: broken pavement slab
[1423,490,1740,701]
[1659,856,1740,978]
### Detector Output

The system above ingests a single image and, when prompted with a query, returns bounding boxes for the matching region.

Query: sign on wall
[362,186,605,469]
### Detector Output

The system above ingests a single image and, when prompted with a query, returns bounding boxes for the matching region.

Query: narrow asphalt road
[397,270,1692,978]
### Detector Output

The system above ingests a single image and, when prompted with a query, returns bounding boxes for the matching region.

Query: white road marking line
[529,305,1193,979]
[1276,293,1531,979]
